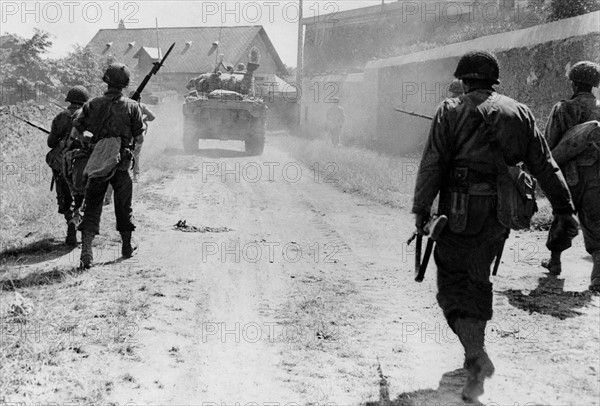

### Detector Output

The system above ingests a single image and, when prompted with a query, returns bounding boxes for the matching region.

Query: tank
[182,47,267,155]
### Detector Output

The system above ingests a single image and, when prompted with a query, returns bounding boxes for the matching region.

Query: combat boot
[120,231,137,258]
[65,221,77,246]
[453,317,495,403]
[590,251,600,292]
[80,230,94,269]
[541,251,562,276]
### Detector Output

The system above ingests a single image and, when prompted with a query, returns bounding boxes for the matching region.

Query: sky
[0,0,398,66]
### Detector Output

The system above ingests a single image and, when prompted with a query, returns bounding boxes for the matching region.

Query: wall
[363,11,600,155]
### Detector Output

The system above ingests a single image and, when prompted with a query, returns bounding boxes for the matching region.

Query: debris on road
[173,220,232,233]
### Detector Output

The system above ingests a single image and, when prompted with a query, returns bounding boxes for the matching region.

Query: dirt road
[2,110,599,404]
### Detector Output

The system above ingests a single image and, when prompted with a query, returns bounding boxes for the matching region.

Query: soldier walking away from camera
[412,50,576,402]
[103,93,155,204]
[73,63,144,269]
[46,85,90,246]
[542,61,600,292]
[326,98,345,146]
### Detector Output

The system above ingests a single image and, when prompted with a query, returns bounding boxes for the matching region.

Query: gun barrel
[394,108,433,121]
[10,114,50,134]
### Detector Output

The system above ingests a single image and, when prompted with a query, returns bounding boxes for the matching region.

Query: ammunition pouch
[441,167,496,235]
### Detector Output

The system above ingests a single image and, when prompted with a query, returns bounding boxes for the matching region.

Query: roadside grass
[0,265,154,402]
[1,103,66,254]
[271,135,420,209]
[0,100,166,401]
[273,134,553,229]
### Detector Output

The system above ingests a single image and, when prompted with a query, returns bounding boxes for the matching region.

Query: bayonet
[129,42,175,102]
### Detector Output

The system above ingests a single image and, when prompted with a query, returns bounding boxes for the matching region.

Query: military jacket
[412,89,573,216]
[73,89,144,147]
[545,92,600,168]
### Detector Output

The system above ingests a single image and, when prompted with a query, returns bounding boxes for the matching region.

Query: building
[86,24,288,94]
[299,0,489,144]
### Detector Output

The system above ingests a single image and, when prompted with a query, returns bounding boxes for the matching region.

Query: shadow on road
[364,369,480,406]
[0,266,83,291]
[0,238,75,267]
[500,274,594,319]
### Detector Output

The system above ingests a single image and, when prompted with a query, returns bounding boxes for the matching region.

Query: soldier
[46,85,89,246]
[412,50,576,402]
[326,98,345,146]
[103,92,155,204]
[542,61,600,292]
[73,63,144,269]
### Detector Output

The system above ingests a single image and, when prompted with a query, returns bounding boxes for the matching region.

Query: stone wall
[361,11,600,155]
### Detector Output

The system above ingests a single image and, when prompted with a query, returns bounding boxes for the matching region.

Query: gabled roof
[87,26,286,74]
[133,46,161,60]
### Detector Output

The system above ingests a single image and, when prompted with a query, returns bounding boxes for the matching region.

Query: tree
[547,0,600,21]
[52,45,103,89]
[4,29,53,84]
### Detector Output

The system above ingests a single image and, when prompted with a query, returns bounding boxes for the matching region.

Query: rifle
[394,107,433,121]
[407,215,448,282]
[50,101,67,110]
[10,114,50,134]
[129,42,175,102]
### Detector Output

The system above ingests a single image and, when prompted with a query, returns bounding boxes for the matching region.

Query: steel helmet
[568,61,600,87]
[454,50,500,85]
[65,85,90,105]
[102,63,130,88]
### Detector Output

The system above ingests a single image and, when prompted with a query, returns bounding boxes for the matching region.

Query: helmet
[236,63,246,71]
[65,85,90,105]
[454,50,500,85]
[568,61,600,87]
[102,63,130,88]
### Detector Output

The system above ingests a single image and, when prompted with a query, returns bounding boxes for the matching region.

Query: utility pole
[295,0,304,128]
[156,18,162,92]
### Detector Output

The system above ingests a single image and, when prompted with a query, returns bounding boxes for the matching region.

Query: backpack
[484,108,538,230]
